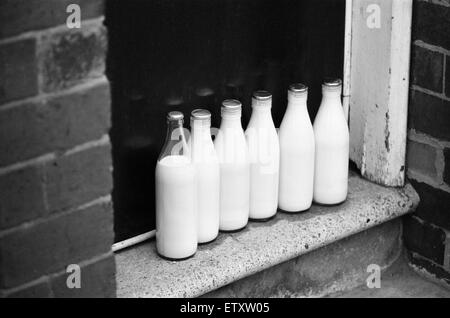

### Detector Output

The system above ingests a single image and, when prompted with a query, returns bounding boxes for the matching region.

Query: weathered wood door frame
[344,0,413,187]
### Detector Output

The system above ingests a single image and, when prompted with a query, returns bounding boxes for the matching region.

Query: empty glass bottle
[155,111,197,260]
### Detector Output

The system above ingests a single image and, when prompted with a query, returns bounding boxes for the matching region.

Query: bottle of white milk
[155,111,197,260]
[246,91,279,221]
[190,109,220,244]
[214,100,250,232]
[313,79,349,205]
[278,84,315,212]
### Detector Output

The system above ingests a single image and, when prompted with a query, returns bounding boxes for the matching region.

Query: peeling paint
[385,111,391,152]
[348,0,410,187]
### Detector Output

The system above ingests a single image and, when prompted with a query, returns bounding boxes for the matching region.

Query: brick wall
[0,0,115,297]
[404,0,450,285]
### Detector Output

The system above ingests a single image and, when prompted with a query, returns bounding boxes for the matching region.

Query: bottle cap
[289,83,308,94]
[167,111,184,121]
[252,90,272,101]
[323,78,342,88]
[191,109,211,121]
[222,99,242,114]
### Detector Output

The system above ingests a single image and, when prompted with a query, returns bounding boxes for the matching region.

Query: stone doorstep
[115,171,419,298]
[205,218,403,298]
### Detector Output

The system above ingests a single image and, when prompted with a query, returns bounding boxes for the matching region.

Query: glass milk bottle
[313,79,349,205]
[155,111,197,260]
[245,91,280,220]
[278,84,315,212]
[190,109,220,244]
[214,100,250,231]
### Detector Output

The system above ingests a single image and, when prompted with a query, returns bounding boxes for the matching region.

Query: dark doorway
[106,0,346,243]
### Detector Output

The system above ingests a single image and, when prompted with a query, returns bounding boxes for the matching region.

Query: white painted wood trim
[386,0,413,184]
[343,0,353,122]
[348,0,412,187]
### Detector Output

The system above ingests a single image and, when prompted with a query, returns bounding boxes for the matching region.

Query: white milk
[155,155,197,259]
[313,79,349,205]
[246,91,279,220]
[279,84,315,212]
[214,100,250,231]
[190,110,220,244]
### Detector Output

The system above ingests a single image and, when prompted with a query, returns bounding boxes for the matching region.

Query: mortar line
[408,129,450,149]
[0,195,111,238]
[414,40,450,55]
[411,85,450,102]
[0,251,113,296]
[407,169,450,193]
[0,134,110,176]
[0,16,105,46]
[0,76,108,112]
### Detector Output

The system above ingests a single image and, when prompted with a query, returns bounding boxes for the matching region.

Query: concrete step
[204,218,403,298]
[329,251,450,298]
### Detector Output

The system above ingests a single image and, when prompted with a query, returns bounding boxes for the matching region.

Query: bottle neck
[287,93,308,109]
[250,99,272,124]
[191,120,212,138]
[160,119,189,159]
[165,119,185,139]
[220,114,242,129]
[322,88,341,102]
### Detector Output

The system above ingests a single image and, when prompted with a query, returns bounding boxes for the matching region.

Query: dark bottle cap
[222,99,242,112]
[323,78,342,88]
[167,111,184,121]
[191,109,211,121]
[252,90,272,101]
[289,83,308,93]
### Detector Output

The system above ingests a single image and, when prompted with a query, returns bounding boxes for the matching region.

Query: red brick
[444,148,450,186]
[411,45,443,93]
[51,254,116,298]
[0,200,113,289]
[0,165,47,230]
[409,180,450,232]
[45,144,112,213]
[413,1,450,50]
[0,0,104,39]
[408,90,450,141]
[0,81,110,167]
[403,215,446,265]
[0,38,38,104]
[446,55,450,98]
[406,139,438,178]
[408,251,450,285]
[40,23,107,93]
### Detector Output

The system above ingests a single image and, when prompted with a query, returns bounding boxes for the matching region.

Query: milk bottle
[190,109,220,244]
[246,91,279,220]
[214,100,250,231]
[313,79,349,205]
[278,84,315,212]
[155,111,197,260]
